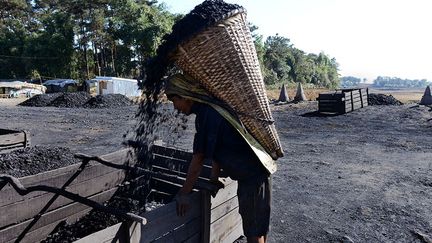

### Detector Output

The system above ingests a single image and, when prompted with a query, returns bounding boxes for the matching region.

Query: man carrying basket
[165,74,275,243]
[143,1,284,242]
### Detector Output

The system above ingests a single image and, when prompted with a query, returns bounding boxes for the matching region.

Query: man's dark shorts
[237,174,272,237]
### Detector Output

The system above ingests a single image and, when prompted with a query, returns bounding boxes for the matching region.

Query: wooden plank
[209,207,243,243]
[75,220,142,243]
[211,179,237,209]
[145,189,173,203]
[151,164,212,182]
[152,217,201,243]
[0,149,131,207]
[0,132,25,146]
[74,222,127,243]
[353,102,362,111]
[210,196,239,224]
[0,169,125,229]
[352,96,362,103]
[153,155,212,174]
[183,232,201,243]
[319,103,344,108]
[318,93,343,99]
[201,190,211,243]
[1,188,117,243]
[139,192,202,242]
[5,208,93,243]
[151,145,192,161]
[151,155,189,173]
[150,178,183,197]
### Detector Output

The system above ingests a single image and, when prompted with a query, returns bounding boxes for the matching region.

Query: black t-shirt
[191,102,266,180]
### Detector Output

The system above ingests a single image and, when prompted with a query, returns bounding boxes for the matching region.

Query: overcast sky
[160,0,432,82]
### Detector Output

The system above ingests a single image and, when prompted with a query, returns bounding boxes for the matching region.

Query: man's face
[170,96,194,115]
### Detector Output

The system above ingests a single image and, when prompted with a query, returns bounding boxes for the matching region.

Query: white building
[85,76,141,97]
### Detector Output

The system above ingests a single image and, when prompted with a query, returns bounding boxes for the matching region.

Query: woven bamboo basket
[171,12,283,159]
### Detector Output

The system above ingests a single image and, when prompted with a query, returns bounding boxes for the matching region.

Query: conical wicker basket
[171,12,283,159]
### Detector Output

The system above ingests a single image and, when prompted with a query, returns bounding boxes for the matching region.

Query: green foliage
[373,76,431,88]
[253,31,340,88]
[0,0,175,81]
[340,76,362,88]
[1,1,338,88]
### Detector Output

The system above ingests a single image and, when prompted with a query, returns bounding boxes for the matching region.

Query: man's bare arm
[180,153,205,194]
[176,153,205,216]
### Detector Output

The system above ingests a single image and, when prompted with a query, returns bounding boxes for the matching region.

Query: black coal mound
[0,146,80,177]
[19,93,63,107]
[83,94,134,108]
[368,93,403,106]
[48,92,92,108]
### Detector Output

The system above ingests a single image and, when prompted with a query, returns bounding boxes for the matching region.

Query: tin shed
[86,77,141,97]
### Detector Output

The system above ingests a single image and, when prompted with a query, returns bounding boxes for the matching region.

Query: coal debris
[368,93,403,106]
[0,146,80,177]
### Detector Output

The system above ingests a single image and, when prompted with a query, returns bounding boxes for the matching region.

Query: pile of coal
[0,146,80,177]
[18,93,63,107]
[48,92,92,108]
[368,93,403,106]
[19,93,135,108]
[83,94,133,108]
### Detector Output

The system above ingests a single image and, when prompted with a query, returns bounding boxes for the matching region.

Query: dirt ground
[1,95,431,242]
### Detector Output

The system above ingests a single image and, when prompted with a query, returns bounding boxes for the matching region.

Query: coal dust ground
[1,98,431,242]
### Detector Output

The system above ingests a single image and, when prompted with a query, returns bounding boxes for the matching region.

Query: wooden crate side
[317,93,344,100]
[150,165,212,185]
[352,101,363,111]
[4,208,92,243]
[210,195,239,224]
[151,145,192,161]
[150,177,183,196]
[151,155,212,178]
[74,222,128,243]
[0,169,125,228]
[139,192,202,243]
[0,132,25,146]
[0,149,132,206]
[151,217,201,243]
[209,207,243,243]
[211,179,237,210]
[0,188,117,243]
[183,232,201,243]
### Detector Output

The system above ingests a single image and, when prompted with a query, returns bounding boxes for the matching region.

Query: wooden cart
[0,145,242,243]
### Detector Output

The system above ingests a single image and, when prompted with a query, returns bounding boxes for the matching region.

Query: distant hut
[419,85,432,105]
[294,83,307,102]
[43,79,78,93]
[278,84,290,102]
[0,81,46,98]
[85,76,141,97]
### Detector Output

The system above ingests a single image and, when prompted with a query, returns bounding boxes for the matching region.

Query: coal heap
[19,93,135,108]
[48,92,92,108]
[83,94,133,108]
[368,93,403,106]
[0,146,80,177]
[19,93,63,107]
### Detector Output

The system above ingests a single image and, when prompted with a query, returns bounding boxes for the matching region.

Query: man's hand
[174,192,190,217]
[209,179,225,198]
